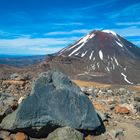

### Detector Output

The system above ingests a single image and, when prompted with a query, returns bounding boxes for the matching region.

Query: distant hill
[0,55,46,67]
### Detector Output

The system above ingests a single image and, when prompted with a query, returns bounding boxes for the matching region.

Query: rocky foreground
[0,71,140,140]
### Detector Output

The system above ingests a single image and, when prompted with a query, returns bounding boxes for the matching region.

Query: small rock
[120,98,128,104]
[15,132,28,140]
[118,88,127,94]
[9,134,15,140]
[134,96,140,102]
[107,89,113,95]
[115,106,130,114]
[135,122,140,128]
[109,105,115,111]
[0,131,10,139]
[4,137,12,140]
[85,135,94,140]
[10,73,24,81]
[109,128,124,139]
[92,100,106,112]
[135,103,140,113]
[18,96,27,104]
[47,126,84,140]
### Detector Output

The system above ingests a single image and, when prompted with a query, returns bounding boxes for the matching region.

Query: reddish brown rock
[115,106,130,114]
[92,100,106,112]
[2,80,25,86]
[15,132,28,140]
[85,135,94,140]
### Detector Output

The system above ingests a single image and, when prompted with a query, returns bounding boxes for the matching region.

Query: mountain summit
[58,30,140,59]
[49,30,140,85]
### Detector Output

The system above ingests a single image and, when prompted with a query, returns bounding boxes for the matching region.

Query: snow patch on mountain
[89,51,94,60]
[102,30,117,36]
[121,73,133,84]
[113,57,119,66]
[116,41,123,48]
[89,33,95,39]
[99,50,103,60]
[68,34,93,56]
[81,51,88,57]
[69,43,84,56]
[75,53,79,56]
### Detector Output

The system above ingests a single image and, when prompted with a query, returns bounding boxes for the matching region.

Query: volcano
[48,30,140,85]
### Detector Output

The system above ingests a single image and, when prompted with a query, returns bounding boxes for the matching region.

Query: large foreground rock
[0,70,100,136]
[47,126,84,140]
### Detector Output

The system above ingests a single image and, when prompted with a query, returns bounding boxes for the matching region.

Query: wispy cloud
[112,26,140,37]
[0,36,79,54]
[45,29,92,36]
[81,0,119,10]
[110,3,140,19]
[0,37,67,47]
[0,30,13,37]
[53,22,84,26]
[0,30,33,39]
[116,21,140,26]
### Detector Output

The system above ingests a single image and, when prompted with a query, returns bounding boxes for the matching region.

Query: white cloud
[45,29,92,35]
[0,36,80,54]
[110,26,140,37]
[105,26,140,46]
[0,37,67,47]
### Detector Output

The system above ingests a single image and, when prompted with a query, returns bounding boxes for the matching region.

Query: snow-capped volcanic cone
[50,30,140,85]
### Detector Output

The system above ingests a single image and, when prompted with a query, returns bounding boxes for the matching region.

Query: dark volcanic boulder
[0,70,100,136]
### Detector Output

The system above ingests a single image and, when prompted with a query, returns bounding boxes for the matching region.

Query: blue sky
[0,0,140,55]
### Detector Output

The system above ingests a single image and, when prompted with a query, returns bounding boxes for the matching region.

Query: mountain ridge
[50,29,140,85]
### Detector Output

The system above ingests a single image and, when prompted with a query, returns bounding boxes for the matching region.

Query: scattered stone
[0,131,10,139]
[18,96,27,104]
[135,122,140,128]
[4,137,12,140]
[118,88,127,94]
[85,135,94,140]
[15,132,28,140]
[107,89,113,95]
[0,93,17,122]
[109,105,115,111]
[115,105,130,114]
[0,70,100,137]
[8,134,16,140]
[135,104,140,113]
[134,96,140,102]
[109,128,124,139]
[47,126,84,140]
[92,100,105,112]
[10,73,24,81]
